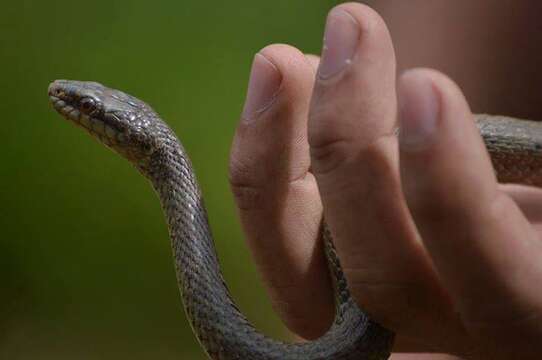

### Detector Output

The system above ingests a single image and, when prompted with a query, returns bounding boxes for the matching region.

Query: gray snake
[48,80,542,359]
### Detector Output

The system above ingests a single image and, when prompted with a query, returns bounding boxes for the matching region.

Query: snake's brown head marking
[48,80,168,171]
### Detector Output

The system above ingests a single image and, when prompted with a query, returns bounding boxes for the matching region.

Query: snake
[47,80,542,360]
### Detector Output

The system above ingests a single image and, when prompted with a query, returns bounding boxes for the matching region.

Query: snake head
[48,80,166,170]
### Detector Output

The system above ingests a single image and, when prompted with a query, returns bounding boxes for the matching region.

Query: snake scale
[48,80,542,359]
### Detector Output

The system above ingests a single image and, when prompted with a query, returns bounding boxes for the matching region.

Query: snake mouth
[49,94,82,123]
[48,86,124,147]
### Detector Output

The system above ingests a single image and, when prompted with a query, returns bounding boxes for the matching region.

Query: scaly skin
[475,114,542,187]
[48,80,542,359]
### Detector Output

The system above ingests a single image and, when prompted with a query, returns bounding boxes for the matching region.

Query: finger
[308,2,445,334]
[501,184,542,226]
[230,44,333,338]
[305,54,320,71]
[398,69,542,355]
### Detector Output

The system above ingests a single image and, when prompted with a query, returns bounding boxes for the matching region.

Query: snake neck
[147,144,224,309]
[147,143,262,357]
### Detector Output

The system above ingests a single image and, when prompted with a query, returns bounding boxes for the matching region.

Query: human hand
[229,3,542,359]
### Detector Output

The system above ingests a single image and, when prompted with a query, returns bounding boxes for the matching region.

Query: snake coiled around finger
[48,80,542,360]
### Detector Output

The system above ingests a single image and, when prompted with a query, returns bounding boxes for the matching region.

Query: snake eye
[80,97,96,114]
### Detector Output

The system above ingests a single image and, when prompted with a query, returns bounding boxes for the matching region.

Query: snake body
[48,80,542,360]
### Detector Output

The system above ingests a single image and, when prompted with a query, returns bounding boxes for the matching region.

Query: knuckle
[309,95,397,178]
[309,128,397,184]
[228,157,266,211]
[229,182,264,211]
[309,137,353,176]
[228,154,252,187]
[308,102,354,175]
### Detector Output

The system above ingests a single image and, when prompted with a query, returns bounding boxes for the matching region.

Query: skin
[367,0,542,120]
[230,3,542,359]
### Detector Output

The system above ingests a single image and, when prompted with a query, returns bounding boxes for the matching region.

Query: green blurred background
[0,1,339,359]
[5,1,542,359]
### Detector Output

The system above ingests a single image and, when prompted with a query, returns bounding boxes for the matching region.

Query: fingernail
[398,72,440,152]
[318,9,360,79]
[242,53,282,121]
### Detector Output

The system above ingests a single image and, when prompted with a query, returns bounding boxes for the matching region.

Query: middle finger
[308,3,448,338]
